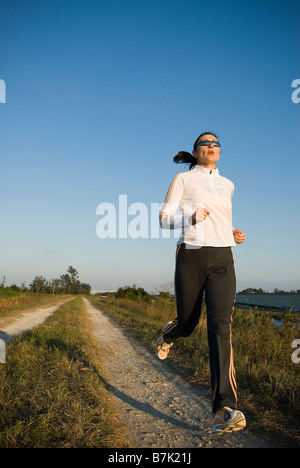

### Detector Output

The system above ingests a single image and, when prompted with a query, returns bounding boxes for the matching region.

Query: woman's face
[192,133,220,168]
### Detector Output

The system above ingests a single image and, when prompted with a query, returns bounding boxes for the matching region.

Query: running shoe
[212,407,246,435]
[156,320,176,360]
[156,336,173,360]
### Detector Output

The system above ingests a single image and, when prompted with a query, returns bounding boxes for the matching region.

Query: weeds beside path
[84,298,281,448]
[89,296,300,448]
[1,294,299,448]
[0,297,131,448]
[0,297,73,344]
[0,293,71,327]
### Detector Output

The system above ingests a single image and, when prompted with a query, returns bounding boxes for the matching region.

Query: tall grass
[90,296,300,447]
[0,297,132,448]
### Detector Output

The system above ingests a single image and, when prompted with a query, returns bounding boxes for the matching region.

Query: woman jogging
[157,131,246,435]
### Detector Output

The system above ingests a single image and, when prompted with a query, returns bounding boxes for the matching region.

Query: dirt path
[84,298,277,449]
[0,297,279,448]
[0,298,73,344]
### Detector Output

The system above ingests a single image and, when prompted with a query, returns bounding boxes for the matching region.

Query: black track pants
[163,244,237,413]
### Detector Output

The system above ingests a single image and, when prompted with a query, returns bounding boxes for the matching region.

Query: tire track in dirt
[84,298,276,449]
[0,298,73,344]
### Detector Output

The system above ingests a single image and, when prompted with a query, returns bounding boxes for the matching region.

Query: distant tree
[67,266,79,285]
[60,273,72,293]
[155,281,174,295]
[115,285,151,302]
[28,267,91,295]
[80,283,91,295]
[158,290,172,300]
[240,287,266,294]
[50,278,61,294]
[30,275,47,293]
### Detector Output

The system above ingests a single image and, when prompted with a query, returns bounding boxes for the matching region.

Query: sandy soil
[83,298,278,448]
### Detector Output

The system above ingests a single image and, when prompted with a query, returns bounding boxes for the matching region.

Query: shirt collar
[194,165,219,176]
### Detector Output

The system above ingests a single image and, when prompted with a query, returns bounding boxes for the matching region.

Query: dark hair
[173,131,219,170]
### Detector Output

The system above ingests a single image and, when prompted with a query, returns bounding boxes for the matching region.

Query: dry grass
[0,292,70,325]
[0,297,132,448]
[1,292,298,447]
[90,296,300,447]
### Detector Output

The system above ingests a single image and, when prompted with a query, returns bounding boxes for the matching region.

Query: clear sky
[1,0,299,293]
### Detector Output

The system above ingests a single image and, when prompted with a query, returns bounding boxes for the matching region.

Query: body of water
[235,293,300,311]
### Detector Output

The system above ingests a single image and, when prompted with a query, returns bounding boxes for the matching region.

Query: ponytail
[173,131,219,171]
[173,151,197,170]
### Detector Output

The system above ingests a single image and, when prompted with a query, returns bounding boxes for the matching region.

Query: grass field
[1,292,299,447]
[90,295,300,447]
[0,296,132,448]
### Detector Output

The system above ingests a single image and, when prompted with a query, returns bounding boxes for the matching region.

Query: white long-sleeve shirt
[159,165,236,247]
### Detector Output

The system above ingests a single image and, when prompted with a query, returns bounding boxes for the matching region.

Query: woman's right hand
[191,207,210,224]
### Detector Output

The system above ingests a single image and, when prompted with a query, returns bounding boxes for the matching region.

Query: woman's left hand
[233,229,246,244]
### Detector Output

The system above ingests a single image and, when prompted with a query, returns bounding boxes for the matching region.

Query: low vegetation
[0,297,131,448]
[0,291,70,324]
[90,293,300,447]
[1,287,299,447]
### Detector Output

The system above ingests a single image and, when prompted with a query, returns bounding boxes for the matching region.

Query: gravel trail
[84,298,276,449]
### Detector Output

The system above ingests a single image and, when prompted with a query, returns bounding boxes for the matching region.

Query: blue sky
[1,0,299,293]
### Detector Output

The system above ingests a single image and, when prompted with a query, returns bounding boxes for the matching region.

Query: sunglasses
[196,140,221,148]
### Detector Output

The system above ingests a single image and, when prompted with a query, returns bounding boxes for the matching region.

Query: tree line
[239,287,300,294]
[2,266,91,295]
